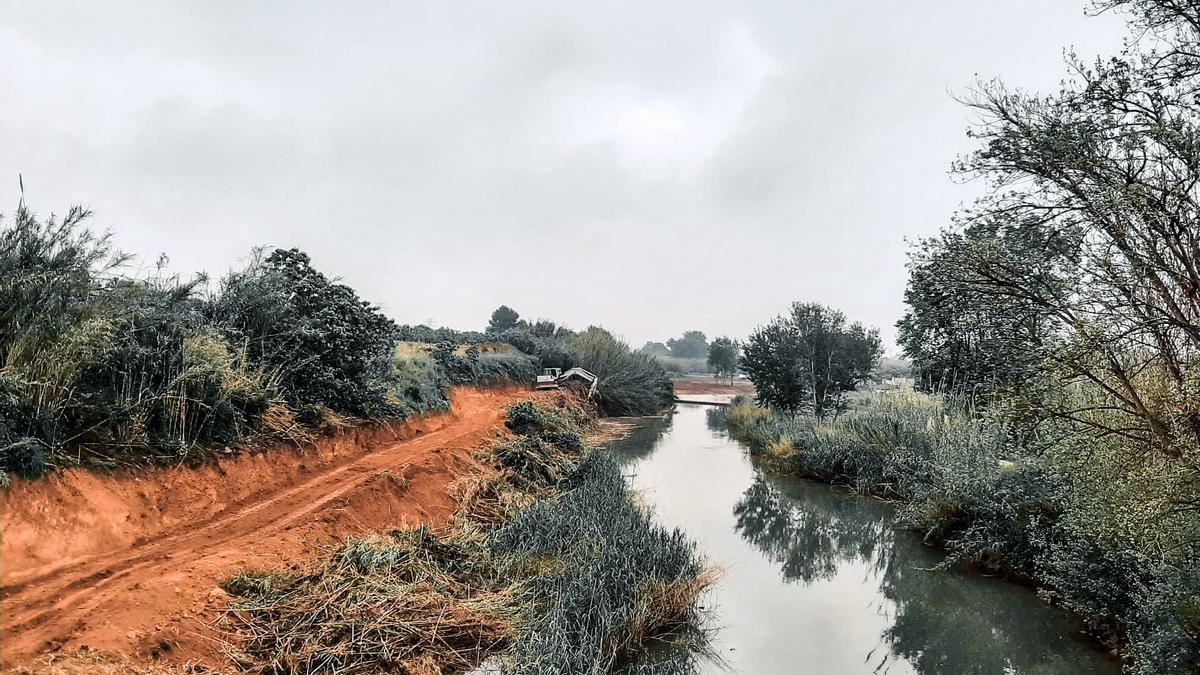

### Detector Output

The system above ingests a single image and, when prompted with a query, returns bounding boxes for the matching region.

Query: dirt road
[0,387,532,671]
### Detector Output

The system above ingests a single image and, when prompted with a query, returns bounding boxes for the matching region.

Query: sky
[1,1,1128,351]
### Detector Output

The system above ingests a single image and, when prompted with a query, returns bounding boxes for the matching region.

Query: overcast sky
[2,2,1128,351]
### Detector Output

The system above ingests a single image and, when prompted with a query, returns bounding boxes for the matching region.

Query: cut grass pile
[221,394,713,674]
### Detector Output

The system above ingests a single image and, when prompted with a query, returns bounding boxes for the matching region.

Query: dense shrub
[395,323,487,345]
[210,248,398,418]
[0,206,276,474]
[496,327,576,371]
[568,328,673,417]
[649,355,708,375]
[0,205,539,479]
[386,343,450,417]
[492,454,710,674]
[430,341,539,386]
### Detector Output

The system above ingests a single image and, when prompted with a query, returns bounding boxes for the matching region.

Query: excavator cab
[534,368,562,390]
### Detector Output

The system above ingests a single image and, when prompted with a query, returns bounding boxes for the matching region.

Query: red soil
[0,387,535,672]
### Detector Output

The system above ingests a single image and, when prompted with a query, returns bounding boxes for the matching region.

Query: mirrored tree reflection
[704,407,729,433]
[734,470,1110,675]
[607,415,673,466]
[734,477,894,584]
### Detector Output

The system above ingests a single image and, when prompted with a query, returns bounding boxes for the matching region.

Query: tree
[896,229,1048,395]
[707,337,740,384]
[666,331,708,359]
[639,341,671,357]
[907,0,1200,453]
[486,305,521,334]
[568,327,674,416]
[741,303,881,419]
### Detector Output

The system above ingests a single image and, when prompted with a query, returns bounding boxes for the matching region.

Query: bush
[210,248,398,418]
[651,355,709,375]
[385,343,450,417]
[431,341,539,386]
[491,454,710,674]
[496,328,576,371]
[0,206,285,473]
[568,328,674,417]
[0,204,539,479]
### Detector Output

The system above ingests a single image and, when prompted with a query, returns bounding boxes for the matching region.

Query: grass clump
[491,454,712,674]
[222,398,712,674]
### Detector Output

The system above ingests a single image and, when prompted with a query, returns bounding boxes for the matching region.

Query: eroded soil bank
[0,386,536,671]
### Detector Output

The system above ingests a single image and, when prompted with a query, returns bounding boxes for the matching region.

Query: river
[606,403,1119,675]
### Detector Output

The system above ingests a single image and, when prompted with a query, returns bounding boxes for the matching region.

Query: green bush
[431,341,539,386]
[497,327,576,371]
[0,206,278,474]
[651,355,709,375]
[0,204,539,479]
[385,344,449,417]
[568,328,674,416]
[210,248,398,418]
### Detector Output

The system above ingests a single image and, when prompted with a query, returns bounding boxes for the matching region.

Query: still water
[606,404,1119,675]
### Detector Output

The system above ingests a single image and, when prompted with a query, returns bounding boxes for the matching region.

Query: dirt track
[0,387,532,671]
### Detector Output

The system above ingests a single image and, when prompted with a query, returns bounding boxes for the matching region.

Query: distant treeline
[475,305,675,417]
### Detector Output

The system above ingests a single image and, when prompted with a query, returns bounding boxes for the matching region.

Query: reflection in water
[734,472,1116,674]
[608,405,1117,675]
[734,478,893,585]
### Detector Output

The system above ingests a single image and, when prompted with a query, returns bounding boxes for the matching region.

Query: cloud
[0,1,1127,348]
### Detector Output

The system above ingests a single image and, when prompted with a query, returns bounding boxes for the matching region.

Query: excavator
[534,367,598,398]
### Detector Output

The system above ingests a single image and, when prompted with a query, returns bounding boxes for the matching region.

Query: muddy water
[606,404,1119,675]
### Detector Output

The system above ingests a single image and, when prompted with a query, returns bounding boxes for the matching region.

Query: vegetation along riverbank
[713,4,1200,671]
[723,386,1198,672]
[0,207,672,485]
[220,396,713,674]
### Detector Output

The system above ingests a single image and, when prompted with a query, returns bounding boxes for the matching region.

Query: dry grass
[13,648,210,675]
[220,398,713,674]
[615,569,720,665]
[221,530,520,674]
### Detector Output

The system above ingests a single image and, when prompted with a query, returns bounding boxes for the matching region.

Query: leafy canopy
[741,302,881,419]
[666,331,708,359]
[212,248,398,417]
[707,337,739,382]
[486,305,521,334]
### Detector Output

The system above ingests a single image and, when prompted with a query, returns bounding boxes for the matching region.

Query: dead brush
[257,400,313,446]
[614,569,720,665]
[221,529,520,674]
[448,466,538,527]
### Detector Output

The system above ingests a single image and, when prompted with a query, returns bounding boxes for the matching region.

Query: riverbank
[219,395,713,673]
[718,395,1199,673]
[607,403,1119,674]
[0,387,533,670]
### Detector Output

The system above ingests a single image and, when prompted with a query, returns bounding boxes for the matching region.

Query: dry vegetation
[219,396,713,674]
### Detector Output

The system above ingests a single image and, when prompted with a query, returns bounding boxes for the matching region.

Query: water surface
[606,404,1118,675]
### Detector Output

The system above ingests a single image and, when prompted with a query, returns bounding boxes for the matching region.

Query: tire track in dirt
[1,387,532,670]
